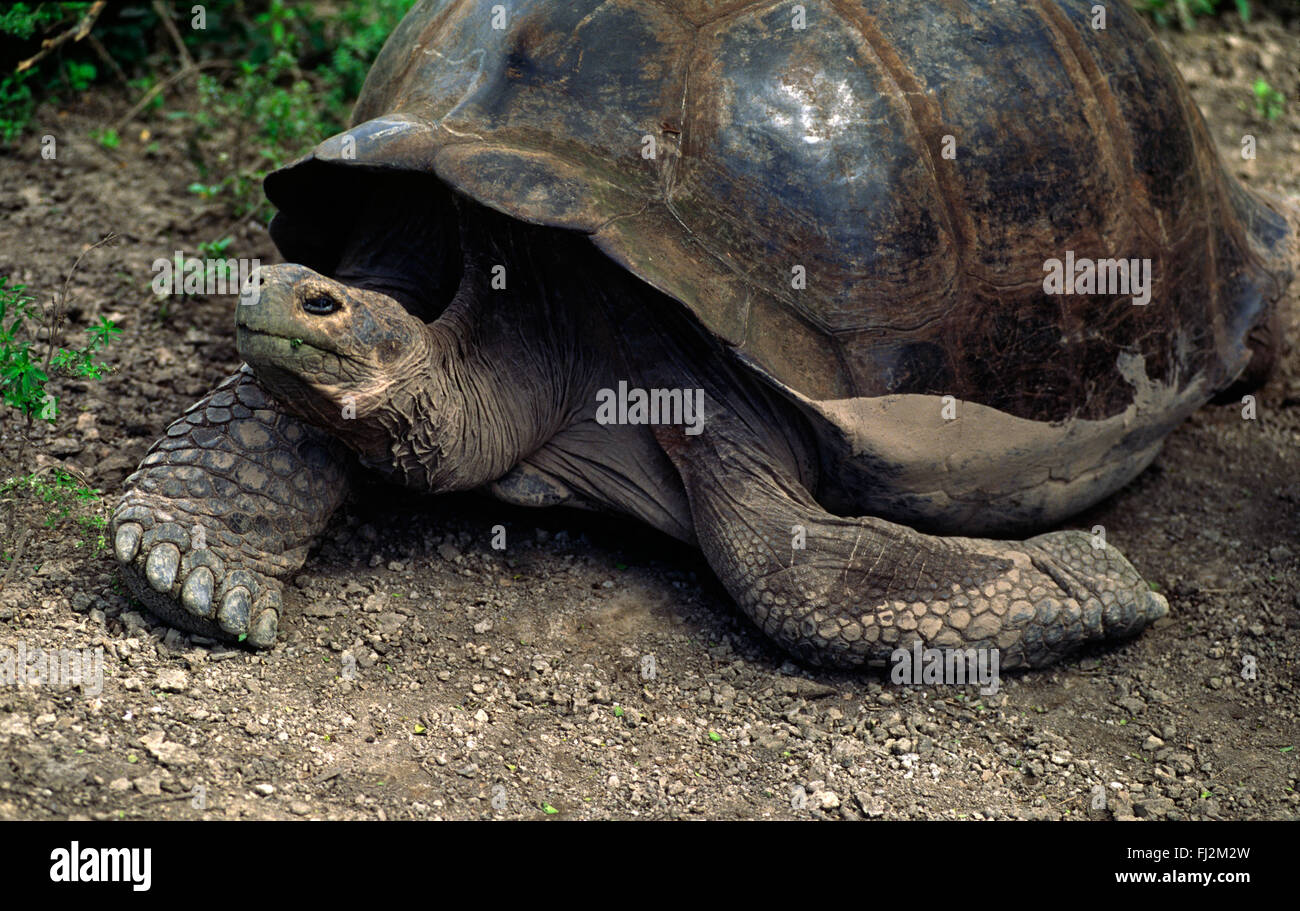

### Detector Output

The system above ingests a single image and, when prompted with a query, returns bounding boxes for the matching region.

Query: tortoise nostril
[302,293,340,316]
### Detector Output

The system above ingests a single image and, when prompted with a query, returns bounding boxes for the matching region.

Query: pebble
[815,789,841,810]
[155,669,189,693]
[140,730,199,766]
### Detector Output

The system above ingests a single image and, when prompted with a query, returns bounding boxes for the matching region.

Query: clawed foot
[112,499,282,647]
[1022,529,1169,642]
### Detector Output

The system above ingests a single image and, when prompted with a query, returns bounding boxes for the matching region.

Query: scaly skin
[112,366,350,645]
[653,406,1168,670]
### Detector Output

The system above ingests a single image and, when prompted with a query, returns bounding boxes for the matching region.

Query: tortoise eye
[302,294,339,315]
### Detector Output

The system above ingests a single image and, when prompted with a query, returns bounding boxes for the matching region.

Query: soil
[0,12,1297,821]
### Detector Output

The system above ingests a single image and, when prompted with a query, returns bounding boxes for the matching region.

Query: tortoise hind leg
[654,402,1168,671]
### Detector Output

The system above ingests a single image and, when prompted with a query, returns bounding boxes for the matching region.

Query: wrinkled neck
[362,288,580,492]
[348,208,633,492]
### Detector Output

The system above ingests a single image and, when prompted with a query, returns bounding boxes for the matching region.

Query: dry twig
[111,60,232,132]
[16,1,108,74]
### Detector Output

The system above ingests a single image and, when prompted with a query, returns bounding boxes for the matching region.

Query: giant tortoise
[112,0,1297,669]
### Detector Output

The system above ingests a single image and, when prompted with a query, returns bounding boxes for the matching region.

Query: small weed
[1134,0,1251,29]
[89,126,119,149]
[197,236,236,283]
[0,469,108,553]
[1253,79,1286,121]
[0,237,120,435]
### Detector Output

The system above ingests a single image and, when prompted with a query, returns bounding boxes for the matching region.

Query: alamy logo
[1042,251,1152,306]
[49,842,151,891]
[595,381,705,436]
[0,642,103,696]
[151,251,260,296]
[890,641,1001,695]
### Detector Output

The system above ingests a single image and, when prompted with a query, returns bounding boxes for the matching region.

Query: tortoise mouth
[235,323,371,384]
[236,324,354,363]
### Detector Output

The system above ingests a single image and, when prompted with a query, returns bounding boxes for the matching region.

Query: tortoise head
[236,263,436,457]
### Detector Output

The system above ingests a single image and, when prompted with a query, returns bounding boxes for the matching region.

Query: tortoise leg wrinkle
[655,405,1169,671]
[112,366,349,646]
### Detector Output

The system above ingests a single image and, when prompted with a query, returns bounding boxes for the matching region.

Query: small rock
[1133,798,1173,819]
[48,437,83,456]
[140,730,198,766]
[814,789,841,810]
[854,792,884,817]
[155,668,188,693]
[253,783,275,796]
[375,611,407,635]
[134,773,164,797]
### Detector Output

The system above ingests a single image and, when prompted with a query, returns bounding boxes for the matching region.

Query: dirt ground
[0,13,1297,821]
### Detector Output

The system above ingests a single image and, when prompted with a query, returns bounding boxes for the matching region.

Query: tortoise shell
[265,0,1294,428]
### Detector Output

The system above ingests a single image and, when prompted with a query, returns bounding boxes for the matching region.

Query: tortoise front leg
[655,405,1169,671]
[112,365,349,646]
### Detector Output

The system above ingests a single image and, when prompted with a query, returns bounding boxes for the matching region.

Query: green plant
[1253,78,1286,121]
[4,1,418,222]
[0,69,35,144]
[197,236,233,259]
[0,468,109,554]
[0,275,120,424]
[1,469,98,522]
[0,2,103,143]
[0,276,47,419]
[89,125,118,148]
[62,58,95,92]
[161,0,416,218]
[1135,0,1251,28]
[198,234,235,282]
[0,2,92,40]
[0,236,120,433]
